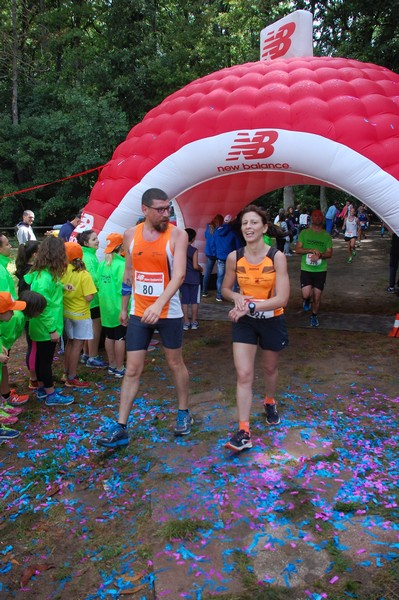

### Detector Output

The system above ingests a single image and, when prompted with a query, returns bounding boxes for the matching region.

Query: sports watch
[248,302,256,316]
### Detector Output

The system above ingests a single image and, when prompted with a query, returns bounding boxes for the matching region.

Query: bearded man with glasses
[97,188,193,448]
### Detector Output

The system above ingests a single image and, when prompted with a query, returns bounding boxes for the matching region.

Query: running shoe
[347,256,353,263]
[174,410,194,436]
[45,392,74,406]
[352,250,356,257]
[36,387,47,400]
[201,293,208,298]
[1,405,23,416]
[215,297,223,302]
[0,410,18,425]
[97,423,129,448]
[225,429,252,452]
[0,425,20,440]
[303,299,312,312]
[5,393,29,406]
[86,356,108,368]
[191,321,199,330]
[183,322,191,331]
[264,403,281,425]
[28,379,39,390]
[113,368,125,379]
[80,353,89,364]
[387,287,395,293]
[310,315,319,328]
[108,366,116,375]
[65,377,90,388]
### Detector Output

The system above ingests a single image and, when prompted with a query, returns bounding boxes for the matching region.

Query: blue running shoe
[113,368,125,379]
[97,423,129,448]
[45,392,74,406]
[310,315,319,328]
[0,425,20,440]
[86,356,108,369]
[36,387,47,400]
[174,409,194,436]
[303,299,311,312]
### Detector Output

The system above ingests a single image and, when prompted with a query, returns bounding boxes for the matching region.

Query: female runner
[221,205,290,452]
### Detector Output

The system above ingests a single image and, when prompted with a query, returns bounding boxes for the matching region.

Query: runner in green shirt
[295,209,333,328]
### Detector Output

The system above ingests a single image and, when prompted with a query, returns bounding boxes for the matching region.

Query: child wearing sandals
[61,242,97,388]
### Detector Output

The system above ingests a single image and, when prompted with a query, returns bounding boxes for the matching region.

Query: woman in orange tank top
[221,205,290,453]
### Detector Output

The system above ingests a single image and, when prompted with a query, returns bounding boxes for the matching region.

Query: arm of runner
[120,228,134,327]
[252,251,290,313]
[222,251,253,322]
[295,239,320,259]
[141,227,188,324]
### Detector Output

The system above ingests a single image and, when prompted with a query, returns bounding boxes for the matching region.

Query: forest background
[1,0,399,227]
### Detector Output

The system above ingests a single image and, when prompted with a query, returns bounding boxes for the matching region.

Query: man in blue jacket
[213,215,240,301]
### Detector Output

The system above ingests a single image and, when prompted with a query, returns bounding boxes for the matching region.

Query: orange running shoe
[65,377,90,388]
[6,393,29,406]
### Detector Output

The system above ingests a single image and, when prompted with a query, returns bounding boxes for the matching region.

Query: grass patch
[232,549,257,590]
[334,500,366,513]
[159,518,212,541]
[325,539,352,573]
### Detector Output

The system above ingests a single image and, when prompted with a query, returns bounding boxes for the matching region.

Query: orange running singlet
[236,248,284,318]
[129,223,183,319]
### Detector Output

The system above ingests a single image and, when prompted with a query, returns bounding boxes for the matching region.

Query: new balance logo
[261,22,296,60]
[226,131,278,162]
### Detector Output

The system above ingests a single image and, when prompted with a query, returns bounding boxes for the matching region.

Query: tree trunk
[319,186,327,214]
[283,186,295,211]
[11,0,19,125]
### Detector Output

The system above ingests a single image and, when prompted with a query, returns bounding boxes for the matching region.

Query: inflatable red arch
[82,56,399,256]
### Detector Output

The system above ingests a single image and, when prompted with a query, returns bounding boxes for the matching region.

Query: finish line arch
[82,56,399,254]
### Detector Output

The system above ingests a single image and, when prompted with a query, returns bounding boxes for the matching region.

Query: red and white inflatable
[82,56,399,256]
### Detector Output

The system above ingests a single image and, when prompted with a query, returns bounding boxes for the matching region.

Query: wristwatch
[248,302,256,316]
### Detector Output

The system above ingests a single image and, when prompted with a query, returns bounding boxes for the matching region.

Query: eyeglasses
[149,204,172,215]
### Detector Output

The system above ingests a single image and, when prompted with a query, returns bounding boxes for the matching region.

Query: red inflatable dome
[81,56,399,254]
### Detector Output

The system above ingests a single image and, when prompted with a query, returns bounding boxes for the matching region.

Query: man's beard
[154,221,168,233]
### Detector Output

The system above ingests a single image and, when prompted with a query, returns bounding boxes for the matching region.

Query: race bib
[249,310,275,320]
[306,253,321,267]
[135,271,164,297]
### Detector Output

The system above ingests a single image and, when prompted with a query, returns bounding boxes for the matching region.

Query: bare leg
[88,317,102,358]
[105,337,116,368]
[163,347,189,410]
[232,342,257,422]
[261,350,279,398]
[65,339,85,379]
[182,304,189,323]
[191,303,199,322]
[301,284,313,304]
[118,350,146,424]
[114,339,126,370]
[312,288,322,314]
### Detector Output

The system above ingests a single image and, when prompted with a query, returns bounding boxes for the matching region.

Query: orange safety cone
[388,314,399,337]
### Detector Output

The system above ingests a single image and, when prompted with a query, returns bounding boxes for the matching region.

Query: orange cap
[104,233,124,254]
[0,292,26,313]
[64,241,83,262]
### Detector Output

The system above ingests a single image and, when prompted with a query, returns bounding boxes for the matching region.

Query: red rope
[0,165,105,200]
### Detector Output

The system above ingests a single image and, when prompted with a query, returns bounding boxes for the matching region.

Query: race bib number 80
[135,271,164,297]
